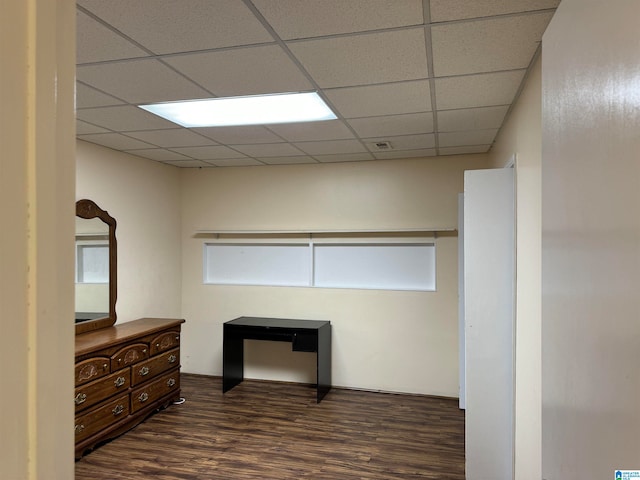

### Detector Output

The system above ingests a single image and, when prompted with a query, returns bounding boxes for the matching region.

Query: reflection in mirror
[75,199,117,335]
[75,217,109,321]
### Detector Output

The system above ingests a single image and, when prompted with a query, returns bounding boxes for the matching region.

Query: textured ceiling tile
[365,133,436,151]
[439,145,491,155]
[77,0,273,54]
[76,120,110,135]
[77,133,157,150]
[170,145,248,160]
[432,12,554,76]
[162,159,216,168]
[438,128,499,147]
[372,148,436,160]
[125,129,216,148]
[207,158,265,167]
[76,83,126,109]
[76,10,149,64]
[314,153,376,163]
[430,0,560,22]
[267,120,355,142]
[164,45,313,97]
[77,59,210,104]
[288,28,428,88]
[230,143,305,157]
[253,0,423,40]
[124,148,193,162]
[294,139,368,155]
[257,156,319,165]
[77,106,177,131]
[435,70,525,110]
[347,112,434,138]
[326,80,432,118]
[194,125,284,145]
[437,105,509,132]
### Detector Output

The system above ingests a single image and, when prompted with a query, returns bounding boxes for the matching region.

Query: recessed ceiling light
[139,92,337,128]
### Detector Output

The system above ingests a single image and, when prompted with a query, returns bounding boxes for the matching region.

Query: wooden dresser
[74,317,185,459]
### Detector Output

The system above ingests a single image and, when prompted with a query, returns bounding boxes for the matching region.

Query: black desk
[223,317,331,403]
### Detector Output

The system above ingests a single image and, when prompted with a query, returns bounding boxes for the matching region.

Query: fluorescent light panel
[139,92,336,127]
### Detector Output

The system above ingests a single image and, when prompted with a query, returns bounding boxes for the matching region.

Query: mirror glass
[75,199,117,334]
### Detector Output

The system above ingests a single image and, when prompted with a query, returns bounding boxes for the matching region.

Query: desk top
[225,316,330,330]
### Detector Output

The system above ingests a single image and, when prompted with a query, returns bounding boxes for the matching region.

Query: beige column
[0,0,75,478]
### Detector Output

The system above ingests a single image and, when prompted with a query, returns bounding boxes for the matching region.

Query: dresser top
[76,318,185,356]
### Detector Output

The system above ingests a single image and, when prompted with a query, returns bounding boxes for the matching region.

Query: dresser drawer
[110,342,149,371]
[149,330,181,355]
[75,357,111,386]
[75,368,130,413]
[131,370,180,413]
[131,348,180,386]
[74,393,129,443]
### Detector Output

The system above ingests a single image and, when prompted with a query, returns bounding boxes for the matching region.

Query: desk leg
[316,324,332,403]
[223,329,244,393]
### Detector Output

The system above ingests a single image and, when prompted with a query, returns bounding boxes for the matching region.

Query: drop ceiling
[76,0,560,168]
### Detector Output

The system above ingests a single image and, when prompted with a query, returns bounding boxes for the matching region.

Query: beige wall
[76,141,183,322]
[490,56,542,478]
[181,155,489,396]
[542,0,640,477]
[0,0,75,478]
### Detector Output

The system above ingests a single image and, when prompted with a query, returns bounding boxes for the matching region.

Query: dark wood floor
[75,374,465,479]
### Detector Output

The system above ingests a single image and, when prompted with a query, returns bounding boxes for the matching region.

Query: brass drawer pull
[114,376,126,387]
[167,378,176,388]
[139,366,150,376]
[74,392,87,405]
[112,404,125,416]
[75,424,85,434]
[138,392,149,403]
[168,354,177,364]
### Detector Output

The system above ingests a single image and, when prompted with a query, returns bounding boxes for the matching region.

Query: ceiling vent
[369,141,393,151]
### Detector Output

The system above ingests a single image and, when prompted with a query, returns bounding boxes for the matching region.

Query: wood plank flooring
[75,374,465,479]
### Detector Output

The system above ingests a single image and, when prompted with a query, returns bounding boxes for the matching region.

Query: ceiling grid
[75,0,560,167]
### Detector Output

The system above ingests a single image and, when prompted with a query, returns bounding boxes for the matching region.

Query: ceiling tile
[347,112,434,138]
[164,45,313,97]
[267,120,355,142]
[294,139,368,155]
[373,148,436,160]
[206,158,265,167]
[439,145,491,155]
[257,156,319,165]
[287,28,429,88]
[76,120,110,135]
[438,128,499,147]
[77,0,273,54]
[253,0,423,40]
[325,80,432,119]
[124,149,192,162]
[435,70,525,110]
[430,0,560,22]
[231,143,305,157]
[76,83,126,109]
[437,105,509,132]
[432,12,554,76]
[77,105,178,131]
[163,159,215,168]
[125,129,216,148]
[77,133,157,150]
[194,126,284,145]
[77,58,210,104]
[365,133,436,151]
[314,152,376,163]
[76,10,149,64]
[170,145,248,160]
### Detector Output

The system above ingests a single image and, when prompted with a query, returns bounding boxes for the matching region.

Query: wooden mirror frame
[75,199,117,334]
